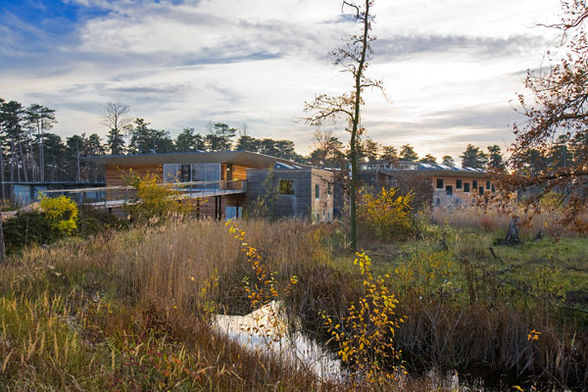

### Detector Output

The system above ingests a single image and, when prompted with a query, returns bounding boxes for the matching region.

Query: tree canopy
[501,0,588,229]
[460,144,488,169]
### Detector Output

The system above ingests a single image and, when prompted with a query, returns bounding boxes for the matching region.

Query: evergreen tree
[442,155,455,166]
[380,146,398,162]
[85,133,105,156]
[549,135,572,169]
[175,128,205,152]
[360,137,380,162]
[487,145,505,170]
[235,135,261,152]
[128,118,174,154]
[460,144,488,169]
[419,154,437,164]
[0,100,26,182]
[43,133,66,181]
[205,122,236,151]
[24,104,56,182]
[399,144,418,162]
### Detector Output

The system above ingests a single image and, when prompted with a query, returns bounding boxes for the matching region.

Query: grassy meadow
[0,206,586,391]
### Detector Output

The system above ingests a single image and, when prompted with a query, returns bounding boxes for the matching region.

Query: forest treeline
[0,99,576,184]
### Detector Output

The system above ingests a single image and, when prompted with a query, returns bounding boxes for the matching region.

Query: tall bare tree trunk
[18,141,28,182]
[14,145,21,183]
[305,0,380,251]
[76,143,81,182]
[0,205,5,262]
[28,138,35,182]
[39,134,45,182]
[349,0,370,251]
[10,143,15,184]
[0,150,5,202]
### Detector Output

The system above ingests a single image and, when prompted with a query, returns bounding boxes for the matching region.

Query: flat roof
[378,168,489,178]
[82,151,309,169]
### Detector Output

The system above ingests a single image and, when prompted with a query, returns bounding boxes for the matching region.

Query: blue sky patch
[0,0,107,35]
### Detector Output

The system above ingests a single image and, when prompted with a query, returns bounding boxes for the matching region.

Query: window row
[436,178,492,195]
[163,163,221,189]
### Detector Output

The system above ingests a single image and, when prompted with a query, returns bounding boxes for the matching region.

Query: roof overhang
[82,151,309,170]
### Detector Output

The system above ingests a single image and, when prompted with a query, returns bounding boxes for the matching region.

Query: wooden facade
[106,165,160,187]
[85,151,322,220]
[246,168,334,221]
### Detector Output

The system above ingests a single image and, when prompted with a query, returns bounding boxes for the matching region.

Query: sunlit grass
[0,212,585,391]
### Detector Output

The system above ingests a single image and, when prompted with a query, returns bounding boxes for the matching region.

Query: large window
[164,164,187,183]
[456,179,462,189]
[436,178,444,188]
[464,182,470,193]
[163,163,221,189]
[279,180,294,195]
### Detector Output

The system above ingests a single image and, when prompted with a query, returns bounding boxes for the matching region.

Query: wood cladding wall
[232,165,248,181]
[106,165,162,187]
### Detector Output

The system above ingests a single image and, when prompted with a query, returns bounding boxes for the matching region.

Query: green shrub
[77,205,128,235]
[3,211,58,253]
[3,196,83,254]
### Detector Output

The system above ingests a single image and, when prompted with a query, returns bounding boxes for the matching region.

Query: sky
[0,0,564,159]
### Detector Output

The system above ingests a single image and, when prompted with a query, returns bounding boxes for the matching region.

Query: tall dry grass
[0,218,336,391]
[1,216,585,390]
[431,206,587,238]
[4,218,322,314]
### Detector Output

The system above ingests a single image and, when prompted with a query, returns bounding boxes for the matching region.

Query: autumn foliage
[322,251,405,387]
[40,195,78,235]
[498,0,588,231]
[357,187,415,241]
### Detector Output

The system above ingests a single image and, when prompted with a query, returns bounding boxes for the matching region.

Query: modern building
[360,161,493,209]
[82,151,334,221]
[247,167,334,221]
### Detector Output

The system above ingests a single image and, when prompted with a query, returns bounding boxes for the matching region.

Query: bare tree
[305,0,382,250]
[103,102,132,155]
[312,129,343,154]
[497,0,588,231]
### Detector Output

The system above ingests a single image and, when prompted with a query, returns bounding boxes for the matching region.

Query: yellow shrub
[40,195,78,235]
[358,187,415,240]
[124,170,189,220]
[322,252,405,386]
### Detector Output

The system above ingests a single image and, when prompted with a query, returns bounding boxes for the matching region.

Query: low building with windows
[246,168,334,221]
[83,151,334,220]
[360,161,493,209]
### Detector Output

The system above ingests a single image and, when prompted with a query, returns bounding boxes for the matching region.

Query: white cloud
[0,0,564,158]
